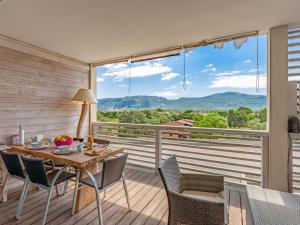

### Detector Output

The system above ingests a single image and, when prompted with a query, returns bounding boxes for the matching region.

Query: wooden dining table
[8,144,125,213]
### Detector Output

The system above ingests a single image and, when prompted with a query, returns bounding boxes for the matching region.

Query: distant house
[163,119,194,139]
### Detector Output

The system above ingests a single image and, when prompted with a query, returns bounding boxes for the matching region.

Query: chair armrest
[180,173,224,193]
[168,190,224,225]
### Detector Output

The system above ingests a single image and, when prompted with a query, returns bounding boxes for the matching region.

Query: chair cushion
[80,172,103,189]
[47,170,76,186]
[182,190,224,203]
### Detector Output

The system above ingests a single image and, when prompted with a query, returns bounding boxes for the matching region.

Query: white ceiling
[0,0,299,63]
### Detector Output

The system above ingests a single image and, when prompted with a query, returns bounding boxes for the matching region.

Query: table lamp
[72,89,97,138]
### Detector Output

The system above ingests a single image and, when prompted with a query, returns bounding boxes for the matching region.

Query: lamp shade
[72,89,97,104]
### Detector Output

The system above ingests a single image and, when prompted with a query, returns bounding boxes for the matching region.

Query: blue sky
[97,35,267,99]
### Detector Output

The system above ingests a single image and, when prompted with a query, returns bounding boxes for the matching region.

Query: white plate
[52,149,75,155]
[28,145,48,150]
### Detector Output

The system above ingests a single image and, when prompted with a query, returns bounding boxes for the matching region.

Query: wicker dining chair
[158,155,226,225]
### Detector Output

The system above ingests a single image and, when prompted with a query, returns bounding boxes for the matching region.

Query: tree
[246,119,266,130]
[192,114,204,125]
[97,112,119,122]
[178,110,194,120]
[237,107,252,114]
[194,113,228,128]
[217,111,228,118]
[155,108,164,112]
[258,108,267,123]
[168,113,179,121]
[117,110,147,124]
[97,107,266,130]
[228,109,248,128]
[236,107,256,121]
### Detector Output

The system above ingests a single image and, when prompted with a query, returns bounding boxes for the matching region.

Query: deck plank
[61,169,147,225]
[52,169,140,225]
[117,187,165,224]
[79,170,158,225]
[12,187,74,225]
[143,195,168,225]
[157,210,168,225]
[98,174,161,225]
[228,190,243,225]
[240,191,253,225]
[1,189,50,224]
[0,167,249,225]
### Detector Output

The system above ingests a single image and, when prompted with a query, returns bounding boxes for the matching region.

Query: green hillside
[98,92,266,111]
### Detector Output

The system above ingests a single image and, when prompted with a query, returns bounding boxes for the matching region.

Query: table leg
[0,158,8,202]
[74,163,98,213]
[0,174,8,202]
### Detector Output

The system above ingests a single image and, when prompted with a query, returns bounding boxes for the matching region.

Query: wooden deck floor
[0,167,252,225]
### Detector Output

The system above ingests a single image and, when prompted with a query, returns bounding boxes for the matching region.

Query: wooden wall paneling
[0,44,90,202]
[0,46,89,144]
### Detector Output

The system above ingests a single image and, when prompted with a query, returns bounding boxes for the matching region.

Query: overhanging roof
[0,0,299,63]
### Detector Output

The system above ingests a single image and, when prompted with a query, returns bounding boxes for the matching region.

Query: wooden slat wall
[0,46,89,144]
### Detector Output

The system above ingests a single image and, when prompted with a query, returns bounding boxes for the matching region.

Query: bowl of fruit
[54,135,73,147]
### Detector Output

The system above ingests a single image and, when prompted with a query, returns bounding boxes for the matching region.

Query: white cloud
[243,59,252,64]
[179,81,193,85]
[153,83,187,98]
[103,62,127,69]
[165,85,177,90]
[102,61,172,81]
[201,64,216,73]
[161,72,179,80]
[210,74,267,89]
[215,71,242,76]
[247,69,257,73]
[289,76,300,81]
[185,49,193,56]
[153,90,182,98]
[247,68,266,74]
[97,77,104,82]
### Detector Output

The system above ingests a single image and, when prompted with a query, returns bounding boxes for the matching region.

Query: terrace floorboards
[0,167,252,225]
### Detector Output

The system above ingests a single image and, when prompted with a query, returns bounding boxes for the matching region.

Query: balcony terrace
[0,0,300,224]
[0,168,251,225]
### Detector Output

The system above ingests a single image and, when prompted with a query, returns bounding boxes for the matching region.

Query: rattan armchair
[158,155,226,225]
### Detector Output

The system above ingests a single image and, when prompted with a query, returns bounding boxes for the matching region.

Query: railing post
[155,128,162,171]
[261,135,269,188]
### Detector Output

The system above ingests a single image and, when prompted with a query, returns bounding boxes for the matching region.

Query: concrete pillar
[268,25,289,192]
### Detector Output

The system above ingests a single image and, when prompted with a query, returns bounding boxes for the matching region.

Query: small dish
[57,145,72,152]
[52,148,74,155]
[31,135,43,143]
[31,142,44,149]
[28,143,47,150]
[76,143,84,152]
[83,143,103,148]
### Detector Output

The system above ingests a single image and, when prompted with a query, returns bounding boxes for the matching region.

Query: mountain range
[98,92,267,111]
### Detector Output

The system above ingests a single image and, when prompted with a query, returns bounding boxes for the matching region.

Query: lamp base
[76,103,88,139]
